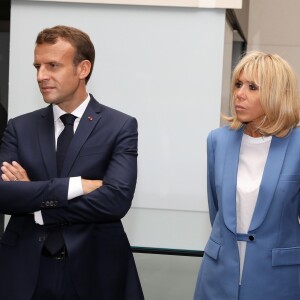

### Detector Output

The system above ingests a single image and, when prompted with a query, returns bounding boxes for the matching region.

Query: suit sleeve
[41,117,138,225]
[0,179,69,215]
[207,131,218,226]
[0,119,69,215]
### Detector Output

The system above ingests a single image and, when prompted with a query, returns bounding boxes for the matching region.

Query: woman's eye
[235,81,242,88]
[249,84,258,91]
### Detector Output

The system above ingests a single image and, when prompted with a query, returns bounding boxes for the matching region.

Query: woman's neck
[244,124,263,137]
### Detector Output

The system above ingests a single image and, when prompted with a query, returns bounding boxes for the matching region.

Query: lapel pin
[88,116,93,121]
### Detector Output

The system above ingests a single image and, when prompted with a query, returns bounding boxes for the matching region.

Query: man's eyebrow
[33,61,61,66]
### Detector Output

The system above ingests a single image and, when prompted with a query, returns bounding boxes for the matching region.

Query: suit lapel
[60,97,102,177]
[222,129,291,234]
[249,134,290,231]
[221,128,243,234]
[38,106,57,178]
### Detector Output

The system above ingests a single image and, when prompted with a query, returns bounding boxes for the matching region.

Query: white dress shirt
[34,94,90,224]
[236,133,272,284]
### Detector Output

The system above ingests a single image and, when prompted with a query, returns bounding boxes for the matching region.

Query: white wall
[9,0,229,251]
[133,252,200,300]
[220,20,233,123]
[248,0,300,81]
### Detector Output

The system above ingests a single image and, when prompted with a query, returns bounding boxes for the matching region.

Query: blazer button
[249,235,254,241]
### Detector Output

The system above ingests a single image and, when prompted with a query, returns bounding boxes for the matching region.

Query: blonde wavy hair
[225,51,300,137]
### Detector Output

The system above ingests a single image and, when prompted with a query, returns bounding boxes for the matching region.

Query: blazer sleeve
[207,131,218,226]
[41,116,138,225]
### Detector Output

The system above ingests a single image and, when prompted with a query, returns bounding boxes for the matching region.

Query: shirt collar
[53,94,91,122]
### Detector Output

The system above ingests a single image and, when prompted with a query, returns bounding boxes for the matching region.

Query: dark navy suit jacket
[0,95,144,300]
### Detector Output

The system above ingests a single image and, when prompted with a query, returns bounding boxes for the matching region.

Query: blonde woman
[194,51,300,299]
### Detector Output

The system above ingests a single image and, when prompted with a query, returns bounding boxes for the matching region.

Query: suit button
[249,235,254,241]
[38,235,46,242]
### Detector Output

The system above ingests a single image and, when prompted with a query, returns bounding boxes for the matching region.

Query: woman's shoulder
[206,126,238,150]
[208,125,236,139]
[286,127,300,143]
[292,126,300,134]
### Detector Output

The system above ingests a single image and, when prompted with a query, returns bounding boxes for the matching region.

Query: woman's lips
[235,105,246,111]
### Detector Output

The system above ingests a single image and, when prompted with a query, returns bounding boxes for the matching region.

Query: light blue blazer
[194,126,300,300]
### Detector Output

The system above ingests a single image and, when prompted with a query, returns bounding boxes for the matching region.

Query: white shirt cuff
[34,211,43,225]
[68,176,83,200]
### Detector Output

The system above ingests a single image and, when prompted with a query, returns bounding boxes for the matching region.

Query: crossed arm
[1,161,102,194]
[0,116,138,224]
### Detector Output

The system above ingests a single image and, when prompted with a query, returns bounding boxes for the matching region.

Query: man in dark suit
[0,25,144,300]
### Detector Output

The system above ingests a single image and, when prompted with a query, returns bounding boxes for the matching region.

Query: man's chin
[43,97,58,105]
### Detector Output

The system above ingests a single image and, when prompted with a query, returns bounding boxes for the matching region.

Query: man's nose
[37,66,49,82]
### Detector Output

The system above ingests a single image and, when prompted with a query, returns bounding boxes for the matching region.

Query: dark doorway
[0,0,10,234]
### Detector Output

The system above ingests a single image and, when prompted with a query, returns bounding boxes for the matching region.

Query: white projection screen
[7,0,234,251]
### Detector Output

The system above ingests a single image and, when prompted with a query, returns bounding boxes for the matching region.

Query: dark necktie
[43,113,76,255]
[56,114,77,176]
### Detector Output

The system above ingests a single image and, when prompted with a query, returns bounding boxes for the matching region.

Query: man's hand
[1,161,31,182]
[81,179,103,195]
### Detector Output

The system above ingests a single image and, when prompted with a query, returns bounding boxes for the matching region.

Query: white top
[236,133,272,284]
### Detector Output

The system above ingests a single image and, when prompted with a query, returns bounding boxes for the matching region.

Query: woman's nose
[236,86,246,99]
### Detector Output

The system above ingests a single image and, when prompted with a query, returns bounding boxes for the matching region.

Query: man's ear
[78,60,91,80]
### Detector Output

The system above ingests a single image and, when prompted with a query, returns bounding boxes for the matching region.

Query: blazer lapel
[249,134,290,231]
[60,97,102,177]
[221,128,244,234]
[38,106,57,178]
